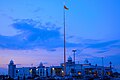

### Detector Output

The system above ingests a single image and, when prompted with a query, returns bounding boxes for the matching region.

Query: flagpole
[63,5,66,76]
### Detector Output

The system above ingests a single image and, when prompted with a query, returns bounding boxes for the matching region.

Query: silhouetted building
[8,60,16,79]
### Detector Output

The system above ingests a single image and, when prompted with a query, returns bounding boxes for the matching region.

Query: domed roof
[10,60,14,64]
[39,62,43,67]
[84,59,89,64]
[68,56,72,61]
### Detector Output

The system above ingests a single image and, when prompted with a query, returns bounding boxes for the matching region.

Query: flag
[64,5,69,10]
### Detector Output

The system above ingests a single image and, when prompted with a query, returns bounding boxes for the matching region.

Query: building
[8,57,113,79]
[61,57,112,77]
[15,67,36,79]
[61,56,83,76]
[48,66,63,77]
[36,62,47,77]
[8,60,16,79]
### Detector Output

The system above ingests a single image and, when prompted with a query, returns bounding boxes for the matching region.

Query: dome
[84,59,89,64]
[39,62,43,67]
[10,60,14,65]
[68,56,72,61]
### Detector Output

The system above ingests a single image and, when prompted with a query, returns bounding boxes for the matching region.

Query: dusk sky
[0,0,120,74]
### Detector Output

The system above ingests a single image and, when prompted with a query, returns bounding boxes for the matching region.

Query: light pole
[72,49,76,64]
[72,49,76,76]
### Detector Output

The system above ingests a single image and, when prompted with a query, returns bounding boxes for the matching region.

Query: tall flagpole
[63,5,66,76]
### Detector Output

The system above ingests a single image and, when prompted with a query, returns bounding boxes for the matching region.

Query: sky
[0,0,120,74]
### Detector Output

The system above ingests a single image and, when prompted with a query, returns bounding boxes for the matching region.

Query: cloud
[96,50,108,53]
[33,7,43,12]
[81,40,120,56]
[86,40,120,49]
[0,19,83,50]
[0,19,120,53]
[0,19,62,49]
[110,45,120,48]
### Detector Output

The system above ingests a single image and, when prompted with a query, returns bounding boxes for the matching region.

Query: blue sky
[0,0,120,74]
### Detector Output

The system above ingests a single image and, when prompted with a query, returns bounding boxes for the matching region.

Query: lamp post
[72,49,76,64]
[72,49,76,76]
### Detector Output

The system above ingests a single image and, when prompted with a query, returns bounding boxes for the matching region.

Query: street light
[72,49,77,76]
[72,49,77,63]
[52,68,55,70]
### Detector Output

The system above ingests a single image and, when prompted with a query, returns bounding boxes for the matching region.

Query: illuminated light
[36,68,38,71]
[89,70,92,73]
[78,72,81,75]
[52,68,55,70]
[30,69,32,73]
[44,68,46,70]
[62,70,64,73]
[107,72,111,75]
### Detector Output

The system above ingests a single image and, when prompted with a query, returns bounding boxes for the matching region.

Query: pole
[72,50,76,63]
[72,49,76,76]
[63,5,66,76]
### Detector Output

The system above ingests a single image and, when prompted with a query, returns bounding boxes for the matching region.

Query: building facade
[15,67,36,79]
[36,62,47,77]
[8,57,112,79]
[8,60,16,79]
